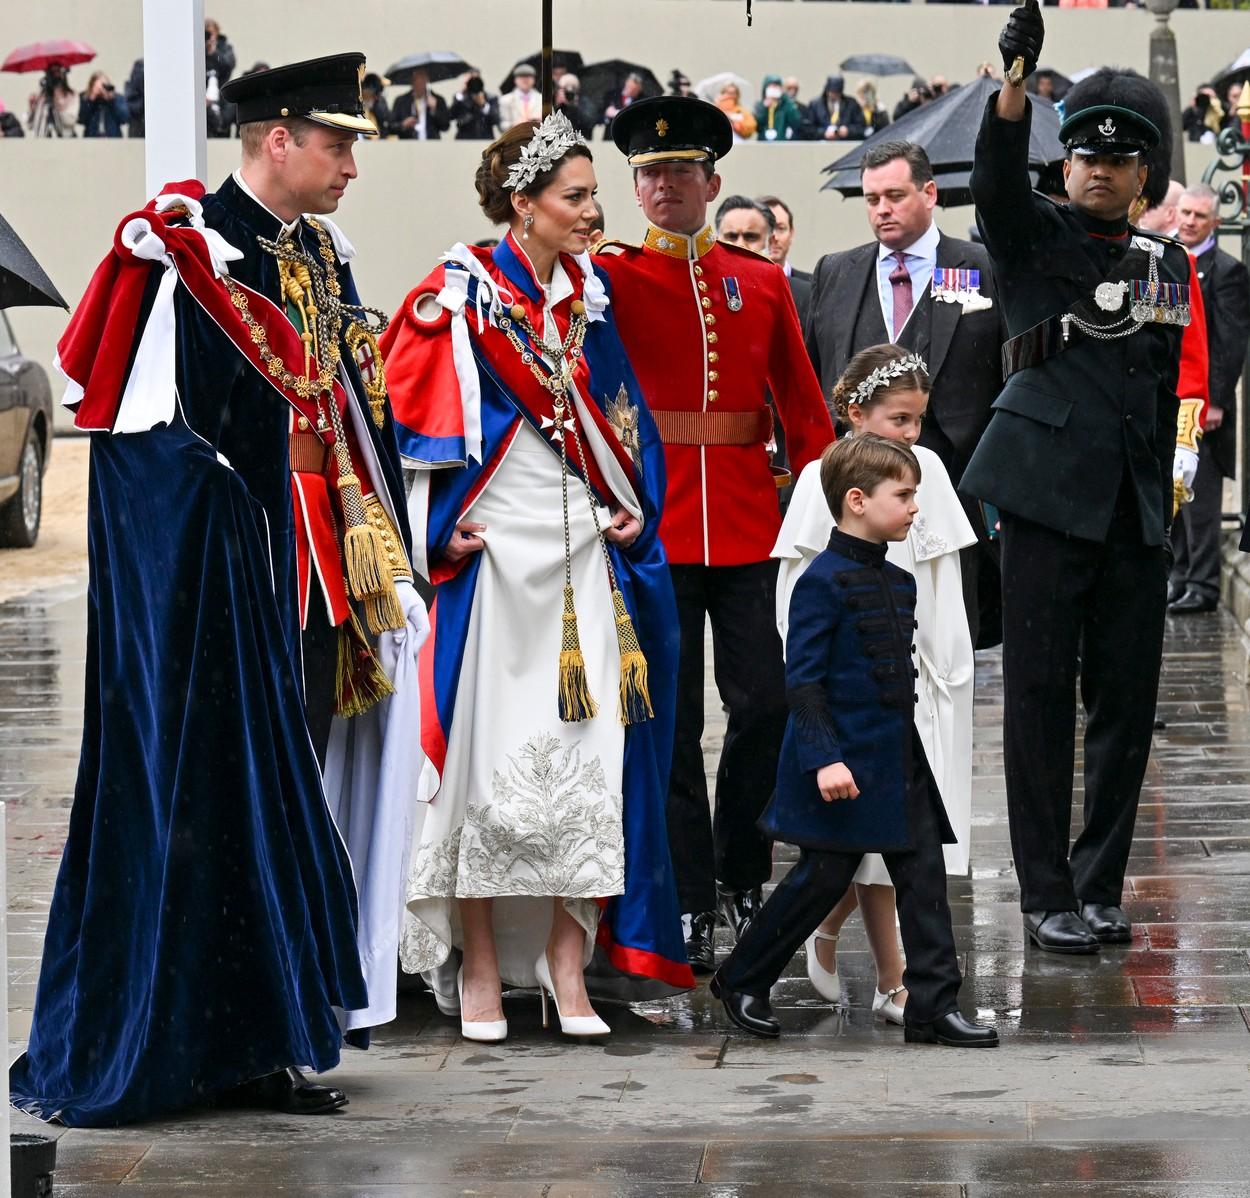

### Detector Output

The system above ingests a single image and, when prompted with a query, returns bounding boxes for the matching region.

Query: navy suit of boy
[718,527,964,1026]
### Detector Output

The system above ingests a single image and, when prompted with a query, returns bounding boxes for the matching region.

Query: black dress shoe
[709,973,780,1039]
[717,885,764,942]
[1166,580,1185,605]
[1023,910,1100,954]
[222,1067,348,1115]
[1168,588,1218,615]
[1080,902,1132,944]
[683,911,718,975]
[904,1010,999,1048]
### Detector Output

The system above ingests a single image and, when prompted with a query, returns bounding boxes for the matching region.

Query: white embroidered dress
[774,443,977,878]
[401,256,644,988]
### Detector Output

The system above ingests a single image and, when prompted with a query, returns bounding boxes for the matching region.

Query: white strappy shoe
[873,985,907,1026]
[456,966,508,1043]
[535,951,610,1038]
[805,930,842,1003]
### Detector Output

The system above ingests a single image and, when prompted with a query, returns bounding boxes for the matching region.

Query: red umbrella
[2,40,96,74]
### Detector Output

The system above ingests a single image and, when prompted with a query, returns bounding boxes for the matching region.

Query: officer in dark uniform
[963,3,1202,953]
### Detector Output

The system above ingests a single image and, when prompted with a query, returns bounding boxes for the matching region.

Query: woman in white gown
[773,344,976,1024]
[380,116,692,1043]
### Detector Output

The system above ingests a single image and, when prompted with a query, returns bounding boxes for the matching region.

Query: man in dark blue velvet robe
[10,54,417,1128]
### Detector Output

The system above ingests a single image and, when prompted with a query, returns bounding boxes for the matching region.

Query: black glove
[999,0,1045,82]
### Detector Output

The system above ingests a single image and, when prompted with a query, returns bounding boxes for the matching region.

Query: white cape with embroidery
[774,444,977,877]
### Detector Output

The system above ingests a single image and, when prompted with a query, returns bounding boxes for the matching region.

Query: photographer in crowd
[78,70,129,138]
[450,72,500,140]
[28,63,78,137]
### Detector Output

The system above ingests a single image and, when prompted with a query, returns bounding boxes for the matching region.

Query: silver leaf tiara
[848,353,929,406]
[503,112,587,192]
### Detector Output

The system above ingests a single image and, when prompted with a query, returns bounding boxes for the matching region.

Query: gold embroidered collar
[644,223,717,260]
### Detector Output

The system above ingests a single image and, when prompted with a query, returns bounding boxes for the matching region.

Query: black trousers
[719,769,962,1024]
[1170,439,1224,601]
[668,560,788,914]
[999,502,1167,912]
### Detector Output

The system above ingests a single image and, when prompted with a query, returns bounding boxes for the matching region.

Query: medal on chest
[930,267,981,305]
[721,276,743,312]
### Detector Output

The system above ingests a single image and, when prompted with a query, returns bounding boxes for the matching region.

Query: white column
[1,802,10,1198]
[142,0,208,199]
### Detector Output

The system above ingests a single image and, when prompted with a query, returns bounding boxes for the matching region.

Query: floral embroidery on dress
[910,511,952,562]
[399,910,449,975]
[408,733,625,906]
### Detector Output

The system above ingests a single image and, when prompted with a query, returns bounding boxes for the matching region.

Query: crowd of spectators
[4,12,1247,143]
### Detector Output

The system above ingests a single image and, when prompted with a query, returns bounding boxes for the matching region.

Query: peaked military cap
[221,52,377,136]
[611,95,733,168]
[1059,67,1167,156]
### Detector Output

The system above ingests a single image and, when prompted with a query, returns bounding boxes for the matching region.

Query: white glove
[379,578,430,676]
[1173,445,1199,500]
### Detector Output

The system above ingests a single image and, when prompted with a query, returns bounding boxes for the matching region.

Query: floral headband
[504,111,587,192]
[848,353,929,406]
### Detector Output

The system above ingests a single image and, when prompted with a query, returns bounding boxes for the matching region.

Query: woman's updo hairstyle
[475,121,594,225]
[831,342,930,422]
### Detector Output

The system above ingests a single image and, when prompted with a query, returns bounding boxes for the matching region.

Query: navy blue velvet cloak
[9,178,404,1127]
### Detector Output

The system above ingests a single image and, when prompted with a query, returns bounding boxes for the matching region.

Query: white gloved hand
[1173,445,1199,498]
[379,578,430,677]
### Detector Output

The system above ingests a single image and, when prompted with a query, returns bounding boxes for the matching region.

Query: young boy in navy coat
[711,435,998,1048]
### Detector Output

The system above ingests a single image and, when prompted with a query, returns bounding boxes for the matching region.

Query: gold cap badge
[656,118,669,138]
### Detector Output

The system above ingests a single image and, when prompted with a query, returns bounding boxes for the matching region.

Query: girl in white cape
[774,343,976,1026]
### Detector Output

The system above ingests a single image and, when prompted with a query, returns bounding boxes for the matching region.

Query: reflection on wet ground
[1,585,1248,1195]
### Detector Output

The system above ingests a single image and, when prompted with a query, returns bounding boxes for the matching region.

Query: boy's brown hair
[819,433,921,520]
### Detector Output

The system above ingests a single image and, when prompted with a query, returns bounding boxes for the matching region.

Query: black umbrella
[822,75,1064,204]
[579,59,663,104]
[1212,48,1250,99]
[1027,67,1072,101]
[500,50,584,94]
[385,52,471,87]
[0,213,66,310]
[839,53,915,78]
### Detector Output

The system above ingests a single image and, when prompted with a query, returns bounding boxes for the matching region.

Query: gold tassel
[558,584,598,722]
[363,584,406,637]
[611,588,653,725]
[342,520,388,599]
[335,610,396,717]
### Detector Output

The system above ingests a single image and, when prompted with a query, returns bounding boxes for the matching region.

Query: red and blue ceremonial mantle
[383,233,694,994]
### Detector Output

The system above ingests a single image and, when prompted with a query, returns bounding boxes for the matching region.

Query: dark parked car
[0,311,52,547]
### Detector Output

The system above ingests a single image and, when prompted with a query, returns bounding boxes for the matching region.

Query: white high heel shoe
[805,930,842,1003]
[534,951,610,1038]
[456,966,508,1043]
[873,985,907,1026]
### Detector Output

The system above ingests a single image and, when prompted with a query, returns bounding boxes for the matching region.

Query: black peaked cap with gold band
[611,95,734,168]
[221,52,378,136]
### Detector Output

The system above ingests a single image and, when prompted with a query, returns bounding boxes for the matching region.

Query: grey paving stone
[506,1098,1028,1142]
[700,1140,1250,1185]
[125,1141,703,1186]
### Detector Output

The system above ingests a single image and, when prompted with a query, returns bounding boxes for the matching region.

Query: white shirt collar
[233,170,300,238]
[877,220,941,263]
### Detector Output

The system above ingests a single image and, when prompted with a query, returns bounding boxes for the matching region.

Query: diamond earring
[523,214,534,240]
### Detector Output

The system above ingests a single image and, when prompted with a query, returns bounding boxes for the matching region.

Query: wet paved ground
[2,582,1250,1195]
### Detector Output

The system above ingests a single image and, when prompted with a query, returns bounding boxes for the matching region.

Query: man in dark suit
[1170,182,1250,614]
[393,68,450,140]
[759,194,812,326]
[804,140,1004,644]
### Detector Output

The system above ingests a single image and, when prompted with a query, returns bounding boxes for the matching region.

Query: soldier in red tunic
[596,96,834,971]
